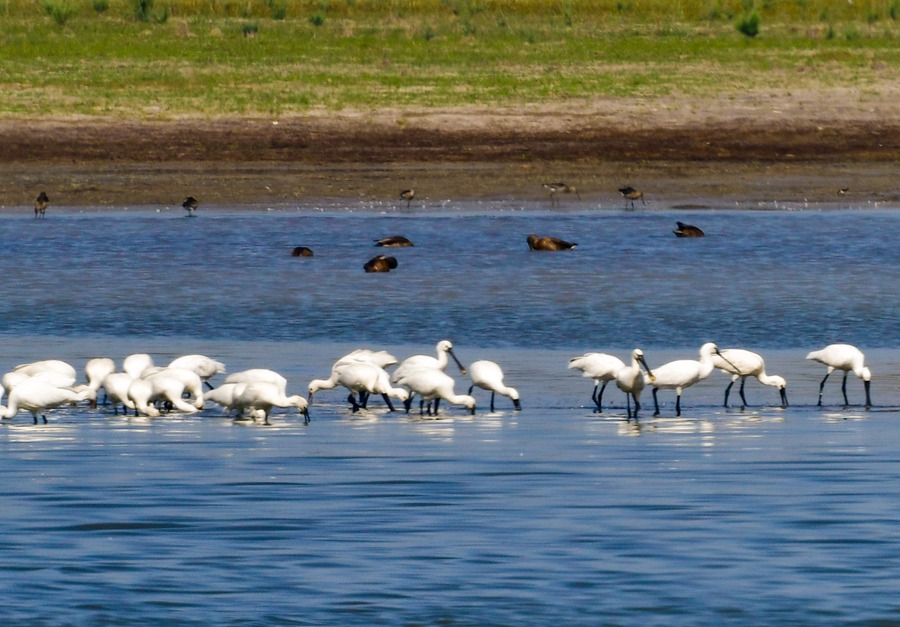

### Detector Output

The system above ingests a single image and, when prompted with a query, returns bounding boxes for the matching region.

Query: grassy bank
[0,0,898,118]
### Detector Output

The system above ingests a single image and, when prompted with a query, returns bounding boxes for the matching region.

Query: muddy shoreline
[1,111,897,208]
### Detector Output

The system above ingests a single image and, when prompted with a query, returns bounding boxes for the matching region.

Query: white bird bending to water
[100,372,137,415]
[13,359,77,380]
[127,369,204,417]
[467,360,520,412]
[225,369,288,395]
[806,343,872,409]
[0,378,91,424]
[648,343,733,417]
[393,368,476,416]
[567,352,625,413]
[123,354,154,379]
[391,340,467,383]
[85,357,116,408]
[309,361,408,412]
[232,381,310,424]
[169,354,226,389]
[713,348,788,409]
[615,349,654,420]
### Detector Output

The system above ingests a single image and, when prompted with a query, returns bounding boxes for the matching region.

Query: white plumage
[805,343,871,409]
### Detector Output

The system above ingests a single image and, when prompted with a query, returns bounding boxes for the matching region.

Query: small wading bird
[34,191,49,218]
[182,196,199,216]
[649,343,734,417]
[674,222,705,238]
[618,186,645,209]
[806,343,872,409]
[291,246,314,257]
[467,360,521,412]
[364,255,398,273]
[527,234,577,251]
[712,349,788,409]
[542,182,580,206]
[615,349,654,420]
[374,235,414,248]
[568,352,625,413]
[400,189,415,208]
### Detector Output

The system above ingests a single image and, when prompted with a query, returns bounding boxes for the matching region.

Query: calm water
[1,203,900,623]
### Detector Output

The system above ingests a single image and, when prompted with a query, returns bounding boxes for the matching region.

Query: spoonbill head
[713,348,788,409]
[468,360,521,412]
[806,343,871,409]
[649,343,731,417]
[568,352,625,413]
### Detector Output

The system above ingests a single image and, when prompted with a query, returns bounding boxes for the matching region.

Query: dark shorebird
[364,254,399,273]
[399,189,416,208]
[527,234,577,251]
[542,182,580,206]
[374,235,414,248]
[618,186,645,208]
[291,246,314,257]
[182,196,199,216]
[673,222,705,238]
[34,191,49,219]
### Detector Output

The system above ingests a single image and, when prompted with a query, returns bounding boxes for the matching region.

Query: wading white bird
[127,369,204,417]
[648,343,733,417]
[309,361,408,412]
[713,348,788,409]
[100,372,137,415]
[123,353,154,379]
[391,340,467,382]
[169,354,226,389]
[467,360,521,412]
[1,378,91,424]
[567,352,625,413]
[232,381,310,424]
[2,368,77,404]
[806,343,872,409]
[225,368,288,395]
[615,349,654,420]
[204,382,242,416]
[393,368,476,416]
[13,359,77,380]
[85,357,116,408]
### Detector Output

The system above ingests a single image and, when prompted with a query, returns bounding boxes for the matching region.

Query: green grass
[0,0,897,118]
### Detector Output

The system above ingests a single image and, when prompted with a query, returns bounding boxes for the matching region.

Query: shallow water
[1,205,899,623]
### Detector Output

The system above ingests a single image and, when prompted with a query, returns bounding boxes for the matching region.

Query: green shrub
[131,0,154,21]
[42,0,77,25]
[309,12,325,26]
[736,10,760,37]
[91,0,109,13]
[242,21,259,37]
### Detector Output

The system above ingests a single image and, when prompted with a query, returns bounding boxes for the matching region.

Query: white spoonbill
[393,368,476,416]
[127,370,204,417]
[391,340,467,382]
[713,348,788,409]
[204,382,243,416]
[13,359,77,379]
[225,368,288,395]
[649,343,733,417]
[806,343,872,409]
[615,349,654,420]
[467,360,521,412]
[309,361,408,412]
[85,357,116,408]
[232,381,310,424]
[169,354,226,389]
[100,372,137,415]
[123,353,154,379]
[567,352,625,412]
[1,378,91,424]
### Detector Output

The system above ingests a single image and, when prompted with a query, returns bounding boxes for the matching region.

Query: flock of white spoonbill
[569,342,872,419]
[0,342,871,425]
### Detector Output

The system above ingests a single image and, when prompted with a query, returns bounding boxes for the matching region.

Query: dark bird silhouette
[527,234,577,251]
[182,196,199,216]
[673,222,705,238]
[399,189,415,208]
[364,255,399,273]
[618,186,645,208]
[34,191,49,219]
[291,246,314,257]
[374,235,414,248]
[542,182,580,206]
